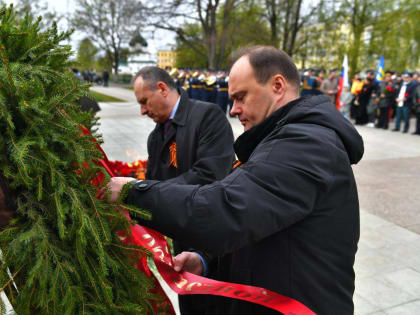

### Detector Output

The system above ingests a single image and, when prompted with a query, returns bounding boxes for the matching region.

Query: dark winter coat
[378,83,396,109]
[415,84,420,113]
[127,95,364,315]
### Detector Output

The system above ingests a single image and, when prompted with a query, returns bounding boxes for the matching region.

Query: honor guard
[198,73,206,101]
[169,68,179,88]
[177,70,187,91]
[189,71,202,100]
[204,73,217,104]
[216,71,229,114]
[183,71,191,97]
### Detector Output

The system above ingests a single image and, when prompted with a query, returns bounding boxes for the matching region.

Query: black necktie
[163,119,172,137]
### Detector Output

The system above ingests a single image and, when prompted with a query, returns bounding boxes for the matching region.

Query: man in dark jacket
[412,73,420,135]
[356,71,379,125]
[108,46,364,315]
[377,75,395,129]
[393,72,416,133]
[132,66,235,314]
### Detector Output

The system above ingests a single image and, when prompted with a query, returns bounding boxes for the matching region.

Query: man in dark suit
[132,66,235,314]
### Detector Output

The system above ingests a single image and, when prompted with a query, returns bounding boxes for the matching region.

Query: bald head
[230,46,301,91]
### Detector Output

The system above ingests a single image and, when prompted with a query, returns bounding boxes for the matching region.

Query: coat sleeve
[166,104,235,185]
[126,126,334,255]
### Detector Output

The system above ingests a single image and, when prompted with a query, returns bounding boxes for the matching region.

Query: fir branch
[0,45,15,96]
[0,6,155,312]
[0,265,22,292]
[119,204,152,221]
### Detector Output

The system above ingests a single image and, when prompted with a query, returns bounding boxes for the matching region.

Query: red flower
[405,92,409,98]
[386,86,393,93]
[108,159,148,179]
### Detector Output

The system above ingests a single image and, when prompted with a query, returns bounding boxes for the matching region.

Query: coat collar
[234,97,302,163]
[171,88,191,127]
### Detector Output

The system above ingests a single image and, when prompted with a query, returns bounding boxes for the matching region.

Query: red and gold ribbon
[127,224,316,315]
[168,142,178,168]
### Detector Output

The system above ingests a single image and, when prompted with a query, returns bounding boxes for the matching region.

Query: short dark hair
[230,46,300,89]
[134,66,176,90]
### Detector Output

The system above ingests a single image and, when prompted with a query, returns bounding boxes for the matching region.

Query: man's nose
[140,105,147,115]
[229,101,240,116]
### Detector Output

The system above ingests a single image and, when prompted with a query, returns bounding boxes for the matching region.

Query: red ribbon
[83,126,316,314]
[127,224,316,315]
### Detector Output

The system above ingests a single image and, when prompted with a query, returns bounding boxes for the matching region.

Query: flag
[375,55,385,82]
[336,55,349,110]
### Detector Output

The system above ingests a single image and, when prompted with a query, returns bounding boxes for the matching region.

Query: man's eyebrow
[230,91,244,99]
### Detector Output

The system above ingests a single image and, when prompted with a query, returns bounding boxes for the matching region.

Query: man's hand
[173,251,204,275]
[105,177,137,202]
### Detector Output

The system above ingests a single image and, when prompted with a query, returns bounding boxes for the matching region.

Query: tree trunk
[281,0,292,52]
[207,31,218,70]
[287,0,303,56]
[216,0,235,68]
[349,31,362,76]
[113,49,119,80]
[266,0,278,46]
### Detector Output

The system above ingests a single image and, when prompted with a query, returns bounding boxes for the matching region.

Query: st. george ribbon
[82,127,316,315]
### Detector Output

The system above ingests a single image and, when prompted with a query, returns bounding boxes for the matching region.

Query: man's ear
[272,74,286,95]
[157,82,169,97]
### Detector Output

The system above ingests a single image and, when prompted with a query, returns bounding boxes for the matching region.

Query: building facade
[157,49,177,69]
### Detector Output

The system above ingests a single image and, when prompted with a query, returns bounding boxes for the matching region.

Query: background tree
[72,0,145,77]
[336,0,383,75]
[13,0,60,27]
[367,0,419,72]
[76,37,98,70]
[293,0,347,71]
[146,0,239,70]
[261,0,319,56]
[175,23,208,68]
[174,1,270,69]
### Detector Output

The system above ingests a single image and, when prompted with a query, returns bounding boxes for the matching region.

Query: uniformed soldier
[177,70,187,91]
[216,71,229,114]
[169,67,179,87]
[198,72,206,101]
[204,73,217,104]
[189,71,202,100]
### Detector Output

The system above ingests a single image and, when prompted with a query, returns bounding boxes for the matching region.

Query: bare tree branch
[72,0,144,75]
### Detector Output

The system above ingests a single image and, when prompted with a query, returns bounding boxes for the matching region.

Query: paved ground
[92,86,420,315]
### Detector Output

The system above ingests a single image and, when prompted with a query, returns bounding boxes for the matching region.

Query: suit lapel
[160,124,176,157]
[159,89,191,158]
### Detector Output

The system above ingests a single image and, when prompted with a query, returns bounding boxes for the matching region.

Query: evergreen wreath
[0,5,159,314]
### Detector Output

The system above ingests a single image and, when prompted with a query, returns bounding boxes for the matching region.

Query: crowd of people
[71,68,110,86]
[347,70,420,135]
[166,66,420,135]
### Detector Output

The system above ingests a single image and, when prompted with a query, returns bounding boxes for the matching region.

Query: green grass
[89,90,126,102]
